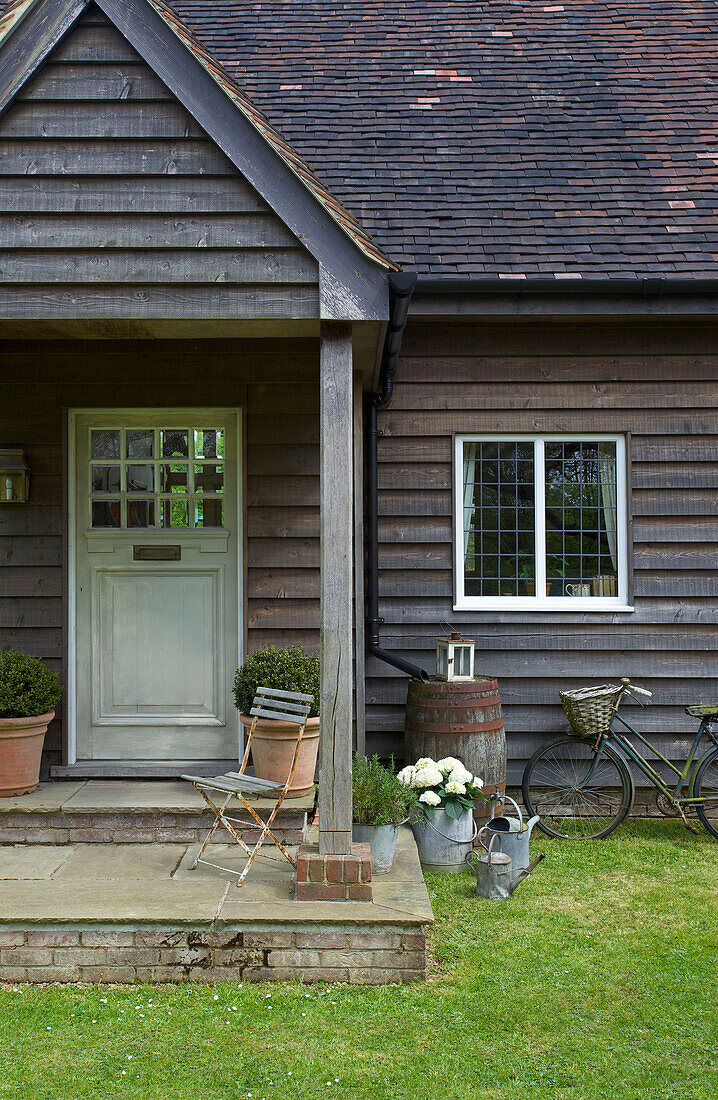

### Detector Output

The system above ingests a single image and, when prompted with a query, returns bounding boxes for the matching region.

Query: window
[454,435,630,609]
[89,427,225,529]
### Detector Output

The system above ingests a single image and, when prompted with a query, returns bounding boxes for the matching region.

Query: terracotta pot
[240,713,319,798]
[0,711,54,797]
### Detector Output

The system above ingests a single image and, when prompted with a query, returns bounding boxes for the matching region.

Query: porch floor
[0,828,432,985]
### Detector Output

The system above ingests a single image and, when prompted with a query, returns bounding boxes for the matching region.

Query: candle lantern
[0,450,30,504]
[436,630,475,682]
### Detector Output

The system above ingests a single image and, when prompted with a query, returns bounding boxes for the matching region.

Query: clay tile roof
[5,1,718,280]
[165,0,718,280]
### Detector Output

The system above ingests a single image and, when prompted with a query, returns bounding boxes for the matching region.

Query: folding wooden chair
[182,686,313,886]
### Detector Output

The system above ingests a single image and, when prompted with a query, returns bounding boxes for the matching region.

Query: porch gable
[0,0,393,322]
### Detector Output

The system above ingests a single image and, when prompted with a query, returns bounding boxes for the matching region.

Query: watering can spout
[526,814,540,839]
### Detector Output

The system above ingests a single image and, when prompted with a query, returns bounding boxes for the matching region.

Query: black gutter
[416,276,718,297]
[367,271,430,682]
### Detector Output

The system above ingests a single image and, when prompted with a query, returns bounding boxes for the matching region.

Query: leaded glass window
[456,435,628,607]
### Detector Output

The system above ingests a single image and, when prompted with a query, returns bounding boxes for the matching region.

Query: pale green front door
[73,410,240,761]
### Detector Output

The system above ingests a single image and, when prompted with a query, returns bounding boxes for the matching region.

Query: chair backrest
[250,685,313,725]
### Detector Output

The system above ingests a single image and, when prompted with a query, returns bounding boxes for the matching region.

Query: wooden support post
[353,372,366,757]
[319,322,354,856]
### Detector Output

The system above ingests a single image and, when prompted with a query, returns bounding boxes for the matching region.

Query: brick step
[0,781,313,845]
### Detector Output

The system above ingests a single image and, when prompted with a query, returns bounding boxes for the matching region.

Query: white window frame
[453,433,632,612]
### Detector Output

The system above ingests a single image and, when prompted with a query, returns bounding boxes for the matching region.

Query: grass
[1,820,717,1099]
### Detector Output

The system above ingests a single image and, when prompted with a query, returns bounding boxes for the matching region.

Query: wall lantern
[0,449,30,504]
[436,630,475,682]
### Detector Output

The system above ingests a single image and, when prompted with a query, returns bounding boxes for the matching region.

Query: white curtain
[599,444,618,571]
[463,442,477,564]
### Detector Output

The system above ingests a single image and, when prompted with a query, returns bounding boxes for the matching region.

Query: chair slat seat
[182,773,282,795]
[250,705,310,723]
[255,687,313,703]
[253,698,311,716]
[183,683,314,886]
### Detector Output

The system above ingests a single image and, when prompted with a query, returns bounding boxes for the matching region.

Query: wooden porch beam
[318,321,354,855]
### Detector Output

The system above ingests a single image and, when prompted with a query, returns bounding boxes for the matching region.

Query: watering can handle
[502,794,524,831]
[486,832,503,865]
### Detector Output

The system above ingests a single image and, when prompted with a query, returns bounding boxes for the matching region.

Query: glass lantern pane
[126,430,154,459]
[91,430,120,460]
[126,464,154,493]
[91,465,120,493]
[456,647,470,677]
[126,499,154,528]
[436,645,448,679]
[160,430,188,458]
[194,464,223,494]
[92,500,121,528]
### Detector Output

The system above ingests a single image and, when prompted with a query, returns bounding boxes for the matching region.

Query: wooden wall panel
[368,318,718,767]
[0,6,318,319]
[0,337,320,771]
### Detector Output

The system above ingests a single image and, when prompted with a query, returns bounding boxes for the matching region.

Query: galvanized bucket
[466,834,513,900]
[411,807,476,873]
[352,823,402,874]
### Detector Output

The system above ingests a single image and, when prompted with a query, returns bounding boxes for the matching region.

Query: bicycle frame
[592,705,718,805]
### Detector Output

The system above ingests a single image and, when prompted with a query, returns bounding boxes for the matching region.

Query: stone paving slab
[0,782,86,814]
[23,780,314,816]
[174,846,295,890]
[0,829,432,927]
[0,845,74,880]
[55,845,188,881]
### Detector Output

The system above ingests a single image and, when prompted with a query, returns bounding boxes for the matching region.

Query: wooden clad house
[1,0,718,808]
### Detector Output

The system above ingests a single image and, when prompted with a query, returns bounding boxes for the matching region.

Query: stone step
[0,781,313,846]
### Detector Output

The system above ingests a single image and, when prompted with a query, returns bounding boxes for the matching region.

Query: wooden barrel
[405,678,506,823]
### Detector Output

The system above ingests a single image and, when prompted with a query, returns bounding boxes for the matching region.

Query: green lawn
[2,820,717,1099]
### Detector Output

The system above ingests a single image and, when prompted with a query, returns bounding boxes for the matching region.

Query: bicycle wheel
[693,747,718,840]
[522,736,634,840]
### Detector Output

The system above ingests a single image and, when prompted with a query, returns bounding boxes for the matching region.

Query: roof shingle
[168,0,718,279]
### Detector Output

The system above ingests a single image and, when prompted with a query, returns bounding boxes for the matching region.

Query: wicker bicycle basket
[560,684,621,737]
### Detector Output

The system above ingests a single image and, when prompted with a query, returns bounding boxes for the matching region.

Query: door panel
[74,411,240,761]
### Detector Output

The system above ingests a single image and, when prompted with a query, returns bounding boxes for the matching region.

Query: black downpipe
[366,272,430,682]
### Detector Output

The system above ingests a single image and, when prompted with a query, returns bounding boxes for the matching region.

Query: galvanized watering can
[466,834,513,900]
[478,796,541,886]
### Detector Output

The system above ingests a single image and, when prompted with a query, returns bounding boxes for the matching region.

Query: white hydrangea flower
[418,790,441,806]
[444,779,467,796]
[473,775,484,788]
[437,756,463,773]
[448,765,473,787]
[411,764,443,790]
[397,765,415,787]
[413,757,436,769]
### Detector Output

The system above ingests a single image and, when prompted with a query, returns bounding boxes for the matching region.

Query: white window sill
[453,598,634,613]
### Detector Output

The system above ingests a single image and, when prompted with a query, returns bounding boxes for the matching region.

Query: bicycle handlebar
[618,678,653,701]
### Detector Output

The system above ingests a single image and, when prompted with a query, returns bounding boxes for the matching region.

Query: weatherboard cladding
[0,5,322,318]
[0,0,395,277]
[369,318,718,771]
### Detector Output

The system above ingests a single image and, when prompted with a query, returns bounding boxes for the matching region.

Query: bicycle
[521,678,718,840]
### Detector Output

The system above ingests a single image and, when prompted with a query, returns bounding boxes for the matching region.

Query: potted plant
[233,646,320,798]
[351,754,417,874]
[0,651,62,797]
[399,756,485,872]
